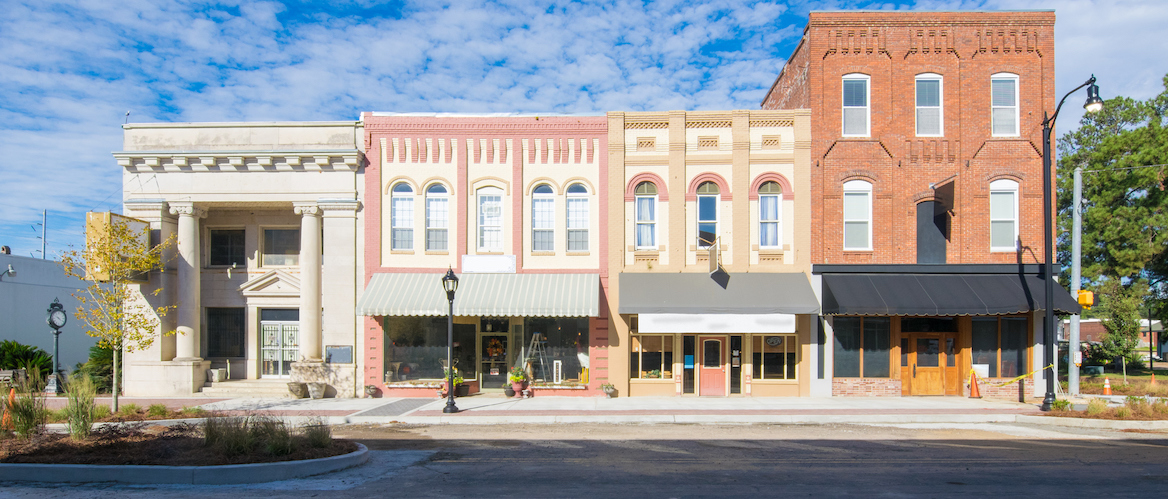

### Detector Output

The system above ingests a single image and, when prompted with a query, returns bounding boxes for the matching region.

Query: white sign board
[461,255,516,273]
[639,313,796,334]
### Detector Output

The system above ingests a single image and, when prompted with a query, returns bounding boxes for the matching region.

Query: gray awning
[820,273,1082,316]
[618,272,820,315]
[357,272,599,317]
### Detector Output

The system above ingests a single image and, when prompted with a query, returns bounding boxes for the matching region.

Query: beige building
[116,121,365,397]
[605,110,823,398]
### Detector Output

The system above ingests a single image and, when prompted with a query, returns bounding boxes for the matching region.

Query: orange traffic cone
[1103,377,1112,395]
[969,371,982,399]
[1,388,13,430]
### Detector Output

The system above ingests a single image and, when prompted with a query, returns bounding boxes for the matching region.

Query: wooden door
[699,337,726,396]
[909,334,944,395]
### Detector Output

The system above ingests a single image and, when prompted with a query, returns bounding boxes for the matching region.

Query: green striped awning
[356,272,599,317]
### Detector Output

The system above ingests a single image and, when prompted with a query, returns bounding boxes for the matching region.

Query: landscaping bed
[1047,396,1168,421]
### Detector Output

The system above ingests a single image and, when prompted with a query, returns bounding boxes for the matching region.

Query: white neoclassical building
[116,121,365,397]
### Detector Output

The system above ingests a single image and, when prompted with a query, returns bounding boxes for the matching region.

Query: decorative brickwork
[833,378,902,397]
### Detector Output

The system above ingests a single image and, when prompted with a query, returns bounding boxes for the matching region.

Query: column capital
[293,202,321,216]
[168,202,206,218]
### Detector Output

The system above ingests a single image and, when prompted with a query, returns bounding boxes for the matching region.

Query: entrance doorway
[480,334,509,389]
[260,309,300,378]
[699,337,726,396]
[903,332,956,395]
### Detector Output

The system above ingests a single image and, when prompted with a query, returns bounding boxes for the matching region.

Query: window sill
[750,379,799,384]
[841,249,873,253]
[390,250,415,255]
[630,378,674,383]
[425,251,449,255]
[531,251,555,256]
[477,251,504,255]
[989,248,1017,253]
[567,251,590,256]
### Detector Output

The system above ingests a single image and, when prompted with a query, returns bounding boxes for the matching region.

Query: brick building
[763,11,1080,399]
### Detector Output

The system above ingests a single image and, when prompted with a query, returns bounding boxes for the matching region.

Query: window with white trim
[531,184,554,252]
[916,74,943,136]
[758,181,782,249]
[635,181,657,249]
[696,182,719,248]
[991,73,1019,136]
[425,183,448,251]
[390,183,413,250]
[842,74,870,137]
[842,180,872,251]
[989,179,1019,251]
[477,186,503,251]
[566,183,589,252]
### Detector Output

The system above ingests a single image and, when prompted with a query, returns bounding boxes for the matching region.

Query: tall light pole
[441,267,460,414]
[1042,75,1104,411]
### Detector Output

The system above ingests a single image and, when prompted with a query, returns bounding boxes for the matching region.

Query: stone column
[169,202,205,360]
[295,202,322,361]
[320,199,360,396]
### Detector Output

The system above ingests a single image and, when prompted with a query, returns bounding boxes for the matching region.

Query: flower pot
[602,386,616,399]
[511,381,525,394]
[503,385,516,397]
[456,384,470,397]
[306,382,327,399]
[364,385,380,398]
[287,382,308,399]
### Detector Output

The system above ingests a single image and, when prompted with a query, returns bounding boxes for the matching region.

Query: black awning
[820,272,1081,316]
[619,272,820,315]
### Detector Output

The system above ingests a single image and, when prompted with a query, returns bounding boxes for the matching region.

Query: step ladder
[525,332,550,381]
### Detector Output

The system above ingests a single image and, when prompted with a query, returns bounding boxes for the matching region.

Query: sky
[1,0,1166,259]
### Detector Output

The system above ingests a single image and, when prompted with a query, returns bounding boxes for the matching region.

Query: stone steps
[202,379,294,398]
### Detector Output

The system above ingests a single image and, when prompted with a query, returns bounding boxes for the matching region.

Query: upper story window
[425,184,448,251]
[390,182,414,251]
[991,73,1019,136]
[532,184,554,252]
[478,186,504,251]
[209,229,245,267]
[262,228,299,266]
[758,181,782,249]
[842,180,873,251]
[916,74,943,136]
[566,183,589,252]
[697,181,719,248]
[989,179,1019,251]
[842,74,870,137]
[635,181,657,250]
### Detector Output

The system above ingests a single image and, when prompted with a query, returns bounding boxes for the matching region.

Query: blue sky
[2,0,1167,258]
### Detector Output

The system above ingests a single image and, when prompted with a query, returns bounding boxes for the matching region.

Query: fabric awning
[356,272,599,317]
[820,273,1082,316]
[618,272,820,315]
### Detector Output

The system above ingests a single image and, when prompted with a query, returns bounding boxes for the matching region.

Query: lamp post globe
[442,268,460,414]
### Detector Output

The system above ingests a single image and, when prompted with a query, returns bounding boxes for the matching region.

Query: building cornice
[114,150,364,173]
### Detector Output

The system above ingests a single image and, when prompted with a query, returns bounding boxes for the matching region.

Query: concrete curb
[1016,415,1168,430]
[389,413,1027,425]
[0,443,368,484]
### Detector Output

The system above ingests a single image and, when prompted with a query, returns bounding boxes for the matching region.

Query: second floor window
[532,184,554,252]
[697,181,719,248]
[759,181,782,248]
[992,73,1019,136]
[916,75,942,136]
[391,183,414,250]
[842,74,870,136]
[566,183,589,252]
[478,186,503,251]
[209,229,245,267]
[635,181,657,250]
[262,228,299,266]
[989,179,1018,251]
[426,184,448,251]
[842,180,872,251]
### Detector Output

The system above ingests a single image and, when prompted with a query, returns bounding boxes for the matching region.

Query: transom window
[842,74,870,137]
[635,181,657,250]
[566,183,589,252]
[991,73,1019,136]
[842,180,872,251]
[477,187,504,251]
[531,184,554,252]
[696,181,718,248]
[916,74,943,136]
[391,183,414,250]
[425,184,448,251]
[630,335,673,379]
[758,181,782,248]
[989,179,1019,251]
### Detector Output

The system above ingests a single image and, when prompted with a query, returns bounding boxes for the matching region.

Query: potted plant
[440,368,464,397]
[601,383,617,398]
[503,381,515,398]
[508,366,527,395]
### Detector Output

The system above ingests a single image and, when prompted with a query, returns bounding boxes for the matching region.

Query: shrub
[302,417,332,448]
[147,404,169,418]
[1115,406,1132,418]
[10,378,47,438]
[252,416,293,456]
[1086,398,1108,416]
[203,415,253,456]
[0,340,52,380]
[65,375,97,439]
[1051,399,1072,411]
[181,406,208,418]
[93,404,111,420]
[118,403,141,417]
[72,345,114,393]
[1153,399,1168,416]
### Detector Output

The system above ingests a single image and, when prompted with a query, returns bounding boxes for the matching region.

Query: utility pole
[1069,166,1083,396]
[41,210,46,259]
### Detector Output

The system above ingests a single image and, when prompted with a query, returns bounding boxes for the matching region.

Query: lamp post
[1041,75,1104,412]
[441,267,460,414]
[45,298,68,394]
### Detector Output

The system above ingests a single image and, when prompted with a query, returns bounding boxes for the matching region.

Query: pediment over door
[239,269,301,298]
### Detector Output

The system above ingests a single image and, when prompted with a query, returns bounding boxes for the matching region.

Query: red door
[699,337,726,396]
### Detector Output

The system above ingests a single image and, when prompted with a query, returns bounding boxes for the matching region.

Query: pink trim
[624,172,669,202]
[749,173,795,200]
[686,172,732,202]
[457,138,468,273]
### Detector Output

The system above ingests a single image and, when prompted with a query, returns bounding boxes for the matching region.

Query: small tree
[1095,280,1145,369]
[59,213,174,411]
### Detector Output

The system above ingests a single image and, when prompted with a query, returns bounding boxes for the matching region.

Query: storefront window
[752,335,797,380]
[523,317,589,382]
[972,317,1027,378]
[833,317,890,378]
[383,317,475,381]
[631,334,673,379]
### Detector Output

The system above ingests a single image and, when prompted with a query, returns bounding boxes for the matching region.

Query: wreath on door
[487,338,504,358]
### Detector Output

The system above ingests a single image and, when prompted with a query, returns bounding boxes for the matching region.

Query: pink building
[357,114,611,397]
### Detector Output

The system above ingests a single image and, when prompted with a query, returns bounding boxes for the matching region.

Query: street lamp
[441,267,460,414]
[45,298,68,394]
[1042,75,1103,412]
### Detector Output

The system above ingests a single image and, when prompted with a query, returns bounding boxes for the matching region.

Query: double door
[902,332,957,395]
[261,321,299,377]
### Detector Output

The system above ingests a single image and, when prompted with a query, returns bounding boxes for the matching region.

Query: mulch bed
[1,423,357,466]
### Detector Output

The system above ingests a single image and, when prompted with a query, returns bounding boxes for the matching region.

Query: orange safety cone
[969,371,982,399]
[1,388,13,430]
[1103,377,1112,395]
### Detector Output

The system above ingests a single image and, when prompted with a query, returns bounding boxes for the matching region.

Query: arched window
[989,179,1019,251]
[531,184,554,252]
[425,184,448,251]
[478,186,504,251]
[566,183,589,252]
[635,182,657,249]
[391,183,414,250]
[842,180,872,251]
[758,181,782,248]
[697,181,719,248]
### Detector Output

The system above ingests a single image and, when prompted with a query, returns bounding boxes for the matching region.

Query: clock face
[48,309,67,329]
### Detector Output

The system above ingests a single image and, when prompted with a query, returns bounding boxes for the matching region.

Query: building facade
[762,11,1079,399]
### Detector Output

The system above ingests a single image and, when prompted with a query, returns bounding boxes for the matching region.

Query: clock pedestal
[45,373,63,395]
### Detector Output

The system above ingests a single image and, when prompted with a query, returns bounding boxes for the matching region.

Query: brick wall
[833,378,902,396]
[966,376,1035,402]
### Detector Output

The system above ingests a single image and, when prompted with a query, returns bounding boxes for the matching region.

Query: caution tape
[970,364,1054,388]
